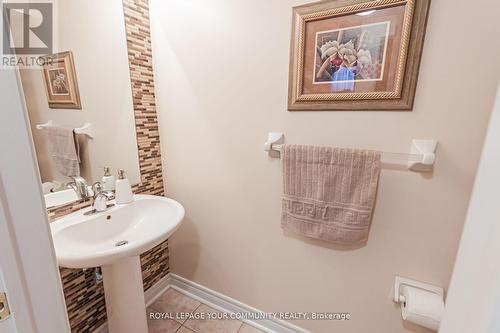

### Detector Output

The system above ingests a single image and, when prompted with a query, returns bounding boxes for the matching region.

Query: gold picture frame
[288,0,430,111]
[40,51,82,109]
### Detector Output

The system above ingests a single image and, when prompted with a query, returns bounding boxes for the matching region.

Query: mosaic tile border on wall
[46,1,167,332]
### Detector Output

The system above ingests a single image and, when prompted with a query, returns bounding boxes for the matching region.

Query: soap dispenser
[115,169,133,204]
[101,167,115,191]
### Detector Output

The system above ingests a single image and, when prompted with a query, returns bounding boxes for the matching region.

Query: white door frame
[0,65,70,332]
[439,85,500,333]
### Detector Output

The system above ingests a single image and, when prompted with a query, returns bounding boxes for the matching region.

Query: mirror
[15,0,141,208]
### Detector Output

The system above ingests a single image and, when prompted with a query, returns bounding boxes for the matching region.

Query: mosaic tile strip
[46,1,168,332]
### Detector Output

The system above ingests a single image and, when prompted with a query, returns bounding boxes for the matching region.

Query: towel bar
[36,120,94,139]
[264,132,437,172]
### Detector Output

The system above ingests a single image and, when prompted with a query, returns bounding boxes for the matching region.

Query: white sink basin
[50,194,184,333]
[51,194,184,268]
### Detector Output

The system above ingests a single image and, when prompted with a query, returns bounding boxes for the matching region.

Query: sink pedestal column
[102,255,148,333]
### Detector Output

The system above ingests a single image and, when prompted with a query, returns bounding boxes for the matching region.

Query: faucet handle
[92,182,103,195]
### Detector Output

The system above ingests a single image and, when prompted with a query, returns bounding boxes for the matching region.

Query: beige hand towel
[281,145,381,244]
[46,126,81,177]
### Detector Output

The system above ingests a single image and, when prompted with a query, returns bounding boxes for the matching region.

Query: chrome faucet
[67,175,92,199]
[84,182,114,216]
[93,182,113,211]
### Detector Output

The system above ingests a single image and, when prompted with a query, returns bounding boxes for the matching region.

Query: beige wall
[19,0,140,186]
[150,0,500,332]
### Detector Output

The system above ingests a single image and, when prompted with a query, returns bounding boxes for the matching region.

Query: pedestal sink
[50,194,185,333]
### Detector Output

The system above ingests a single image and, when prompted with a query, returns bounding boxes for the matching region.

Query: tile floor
[148,288,266,333]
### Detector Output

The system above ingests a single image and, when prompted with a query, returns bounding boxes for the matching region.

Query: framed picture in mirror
[288,0,430,111]
[40,51,82,109]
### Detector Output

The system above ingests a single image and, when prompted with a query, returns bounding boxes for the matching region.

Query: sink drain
[115,240,128,247]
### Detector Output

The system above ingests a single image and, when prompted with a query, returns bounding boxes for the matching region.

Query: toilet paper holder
[393,276,444,305]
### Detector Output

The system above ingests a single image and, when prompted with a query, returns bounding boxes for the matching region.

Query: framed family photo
[40,51,82,109]
[288,0,430,111]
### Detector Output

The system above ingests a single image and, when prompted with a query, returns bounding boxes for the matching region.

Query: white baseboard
[145,274,172,307]
[169,274,310,333]
[93,273,310,333]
